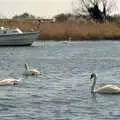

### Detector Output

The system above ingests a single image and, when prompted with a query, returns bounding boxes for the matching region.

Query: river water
[0,41,120,120]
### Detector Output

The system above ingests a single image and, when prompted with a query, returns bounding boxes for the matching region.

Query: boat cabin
[0,27,23,34]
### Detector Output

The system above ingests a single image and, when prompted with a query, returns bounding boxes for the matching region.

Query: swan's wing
[23,69,40,75]
[0,78,17,85]
[1,78,17,82]
[95,85,120,93]
[31,69,39,72]
[31,69,40,73]
[96,84,120,89]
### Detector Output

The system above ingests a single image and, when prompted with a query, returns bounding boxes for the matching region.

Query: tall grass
[0,19,120,40]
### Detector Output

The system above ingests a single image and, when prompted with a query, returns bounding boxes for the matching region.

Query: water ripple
[0,41,120,119]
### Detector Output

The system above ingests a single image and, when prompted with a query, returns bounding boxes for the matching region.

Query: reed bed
[0,19,120,40]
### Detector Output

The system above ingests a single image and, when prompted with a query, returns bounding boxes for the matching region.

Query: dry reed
[0,19,120,40]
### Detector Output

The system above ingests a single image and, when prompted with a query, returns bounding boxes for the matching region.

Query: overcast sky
[0,0,120,18]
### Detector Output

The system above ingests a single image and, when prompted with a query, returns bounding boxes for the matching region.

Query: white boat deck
[0,27,38,46]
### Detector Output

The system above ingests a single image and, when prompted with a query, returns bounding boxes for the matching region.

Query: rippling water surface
[0,41,120,120]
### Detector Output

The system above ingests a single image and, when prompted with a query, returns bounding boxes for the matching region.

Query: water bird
[0,78,17,85]
[23,63,40,75]
[90,73,120,94]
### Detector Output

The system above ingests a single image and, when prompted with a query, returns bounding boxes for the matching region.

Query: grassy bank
[0,19,120,40]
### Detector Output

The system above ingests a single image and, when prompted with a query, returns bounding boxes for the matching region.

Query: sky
[0,0,120,18]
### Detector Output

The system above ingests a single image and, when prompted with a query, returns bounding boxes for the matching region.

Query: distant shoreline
[0,19,120,41]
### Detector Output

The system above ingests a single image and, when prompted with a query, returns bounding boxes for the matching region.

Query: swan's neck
[91,76,96,93]
[25,64,29,71]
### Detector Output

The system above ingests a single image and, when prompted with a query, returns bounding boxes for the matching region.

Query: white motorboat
[0,26,39,46]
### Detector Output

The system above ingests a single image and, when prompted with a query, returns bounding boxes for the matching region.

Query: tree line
[12,0,119,23]
[72,0,117,22]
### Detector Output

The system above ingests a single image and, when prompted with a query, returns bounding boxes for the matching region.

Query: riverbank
[0,19,120,40]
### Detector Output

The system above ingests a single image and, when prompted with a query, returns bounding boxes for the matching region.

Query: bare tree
[72,0,117,21]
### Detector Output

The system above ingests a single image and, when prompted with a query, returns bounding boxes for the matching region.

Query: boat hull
[0,32,38,46]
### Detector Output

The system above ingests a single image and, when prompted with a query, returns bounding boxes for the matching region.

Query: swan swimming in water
[0,78,17,85]
[90,73,120,94]
[23,63,40,75]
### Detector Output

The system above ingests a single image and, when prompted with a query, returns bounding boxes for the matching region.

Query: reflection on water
[0,41,120,119]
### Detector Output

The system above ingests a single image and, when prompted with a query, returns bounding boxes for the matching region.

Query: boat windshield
[0,27,23,34]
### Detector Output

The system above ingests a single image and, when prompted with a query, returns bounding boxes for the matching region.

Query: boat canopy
[0,26,23,34]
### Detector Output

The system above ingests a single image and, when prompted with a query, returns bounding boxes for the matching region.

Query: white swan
[23,63,40,75]
[90,73,120,94]
[0,78,17,85]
